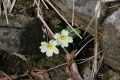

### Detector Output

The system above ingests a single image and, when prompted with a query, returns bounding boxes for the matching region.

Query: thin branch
[9,0,16,13]
[41,0,49,9]
[77,50,103,64]
[75,38,94,57]
[45,63,67,73]
[79,34,91,45]
[93,0,101,79]
[37,14,54,36]
[0,70,13,80]
[83,13,97,35]
[83,0,102,35]
[0,0,1,16]
[72,0,74,26]
[108,4,120,8]
[2,0,9,24]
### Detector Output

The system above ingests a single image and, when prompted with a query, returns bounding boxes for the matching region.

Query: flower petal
[46,51,53,57]
[62,43,68,47]
[41,48,46,52]
[61,30,69,36]
[53,47,59,54]
[54,33,60,39]
[41,42,47,46]
[49,40,57,46]
[67,37,73,43]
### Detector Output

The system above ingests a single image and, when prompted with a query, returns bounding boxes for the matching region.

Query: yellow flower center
[47,44,53,49]
[60,35,66,41]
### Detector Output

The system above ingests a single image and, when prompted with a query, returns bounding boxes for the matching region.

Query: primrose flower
[39,40,59,57]
[54,30,73,47]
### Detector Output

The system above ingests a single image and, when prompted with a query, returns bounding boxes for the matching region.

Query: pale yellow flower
[54,30,73,47]
[39,40,59,57]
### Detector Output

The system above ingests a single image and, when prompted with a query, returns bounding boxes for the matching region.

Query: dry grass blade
[95,55,104,76]
[0,70,13,80]
[37,14,54,36]
[75,38,94,57]
[41,0,49,9]
[46,63,67,73]
[72,0,74,26]
[35,0,54,36]
[0,0,1,16]
[103,0,118,2]
[77,50,103,65]
[45,0,82,39]
[12,53,27,62]
[9,0,16,13]
[33,0,36,7]
[92,0,101,79]
[2,0,9,24]
[83,13,97,35]
[108,4,120,8]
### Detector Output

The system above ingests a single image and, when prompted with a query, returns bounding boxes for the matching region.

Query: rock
[0,14,44,75]
[102,70,120,80]
[64,0,97,17]
[103,8,120,73]
[0,49,27,75]
[0,15,43,54]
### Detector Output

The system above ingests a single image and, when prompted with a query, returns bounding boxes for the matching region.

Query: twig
[108,4,120,8]
[103,0,118,2]
[83,0,102,35]
[2,0,9,24]
[92,0,101,79]
[0,0,1,16]
[75,38,94,57]
[37,14,54,36]
[46,63,67,72]
[79,34,91,45]
[9,0,16,13]
[33,0,36,7]
[77,50,103,64]
[41,0,49,9]
[45,0,82,39]
[0,70,13,80]
[83,13,97,35]
[72,0,74,26]
[95,55,104,76]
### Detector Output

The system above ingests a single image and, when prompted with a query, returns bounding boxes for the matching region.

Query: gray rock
[0,15,43,54]
[0,14,44,75]
[103,8,120,73]
[65,0,97,16]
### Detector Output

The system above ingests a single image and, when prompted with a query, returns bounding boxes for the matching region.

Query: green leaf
[54,25,64,33]
[65,26,81,38]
